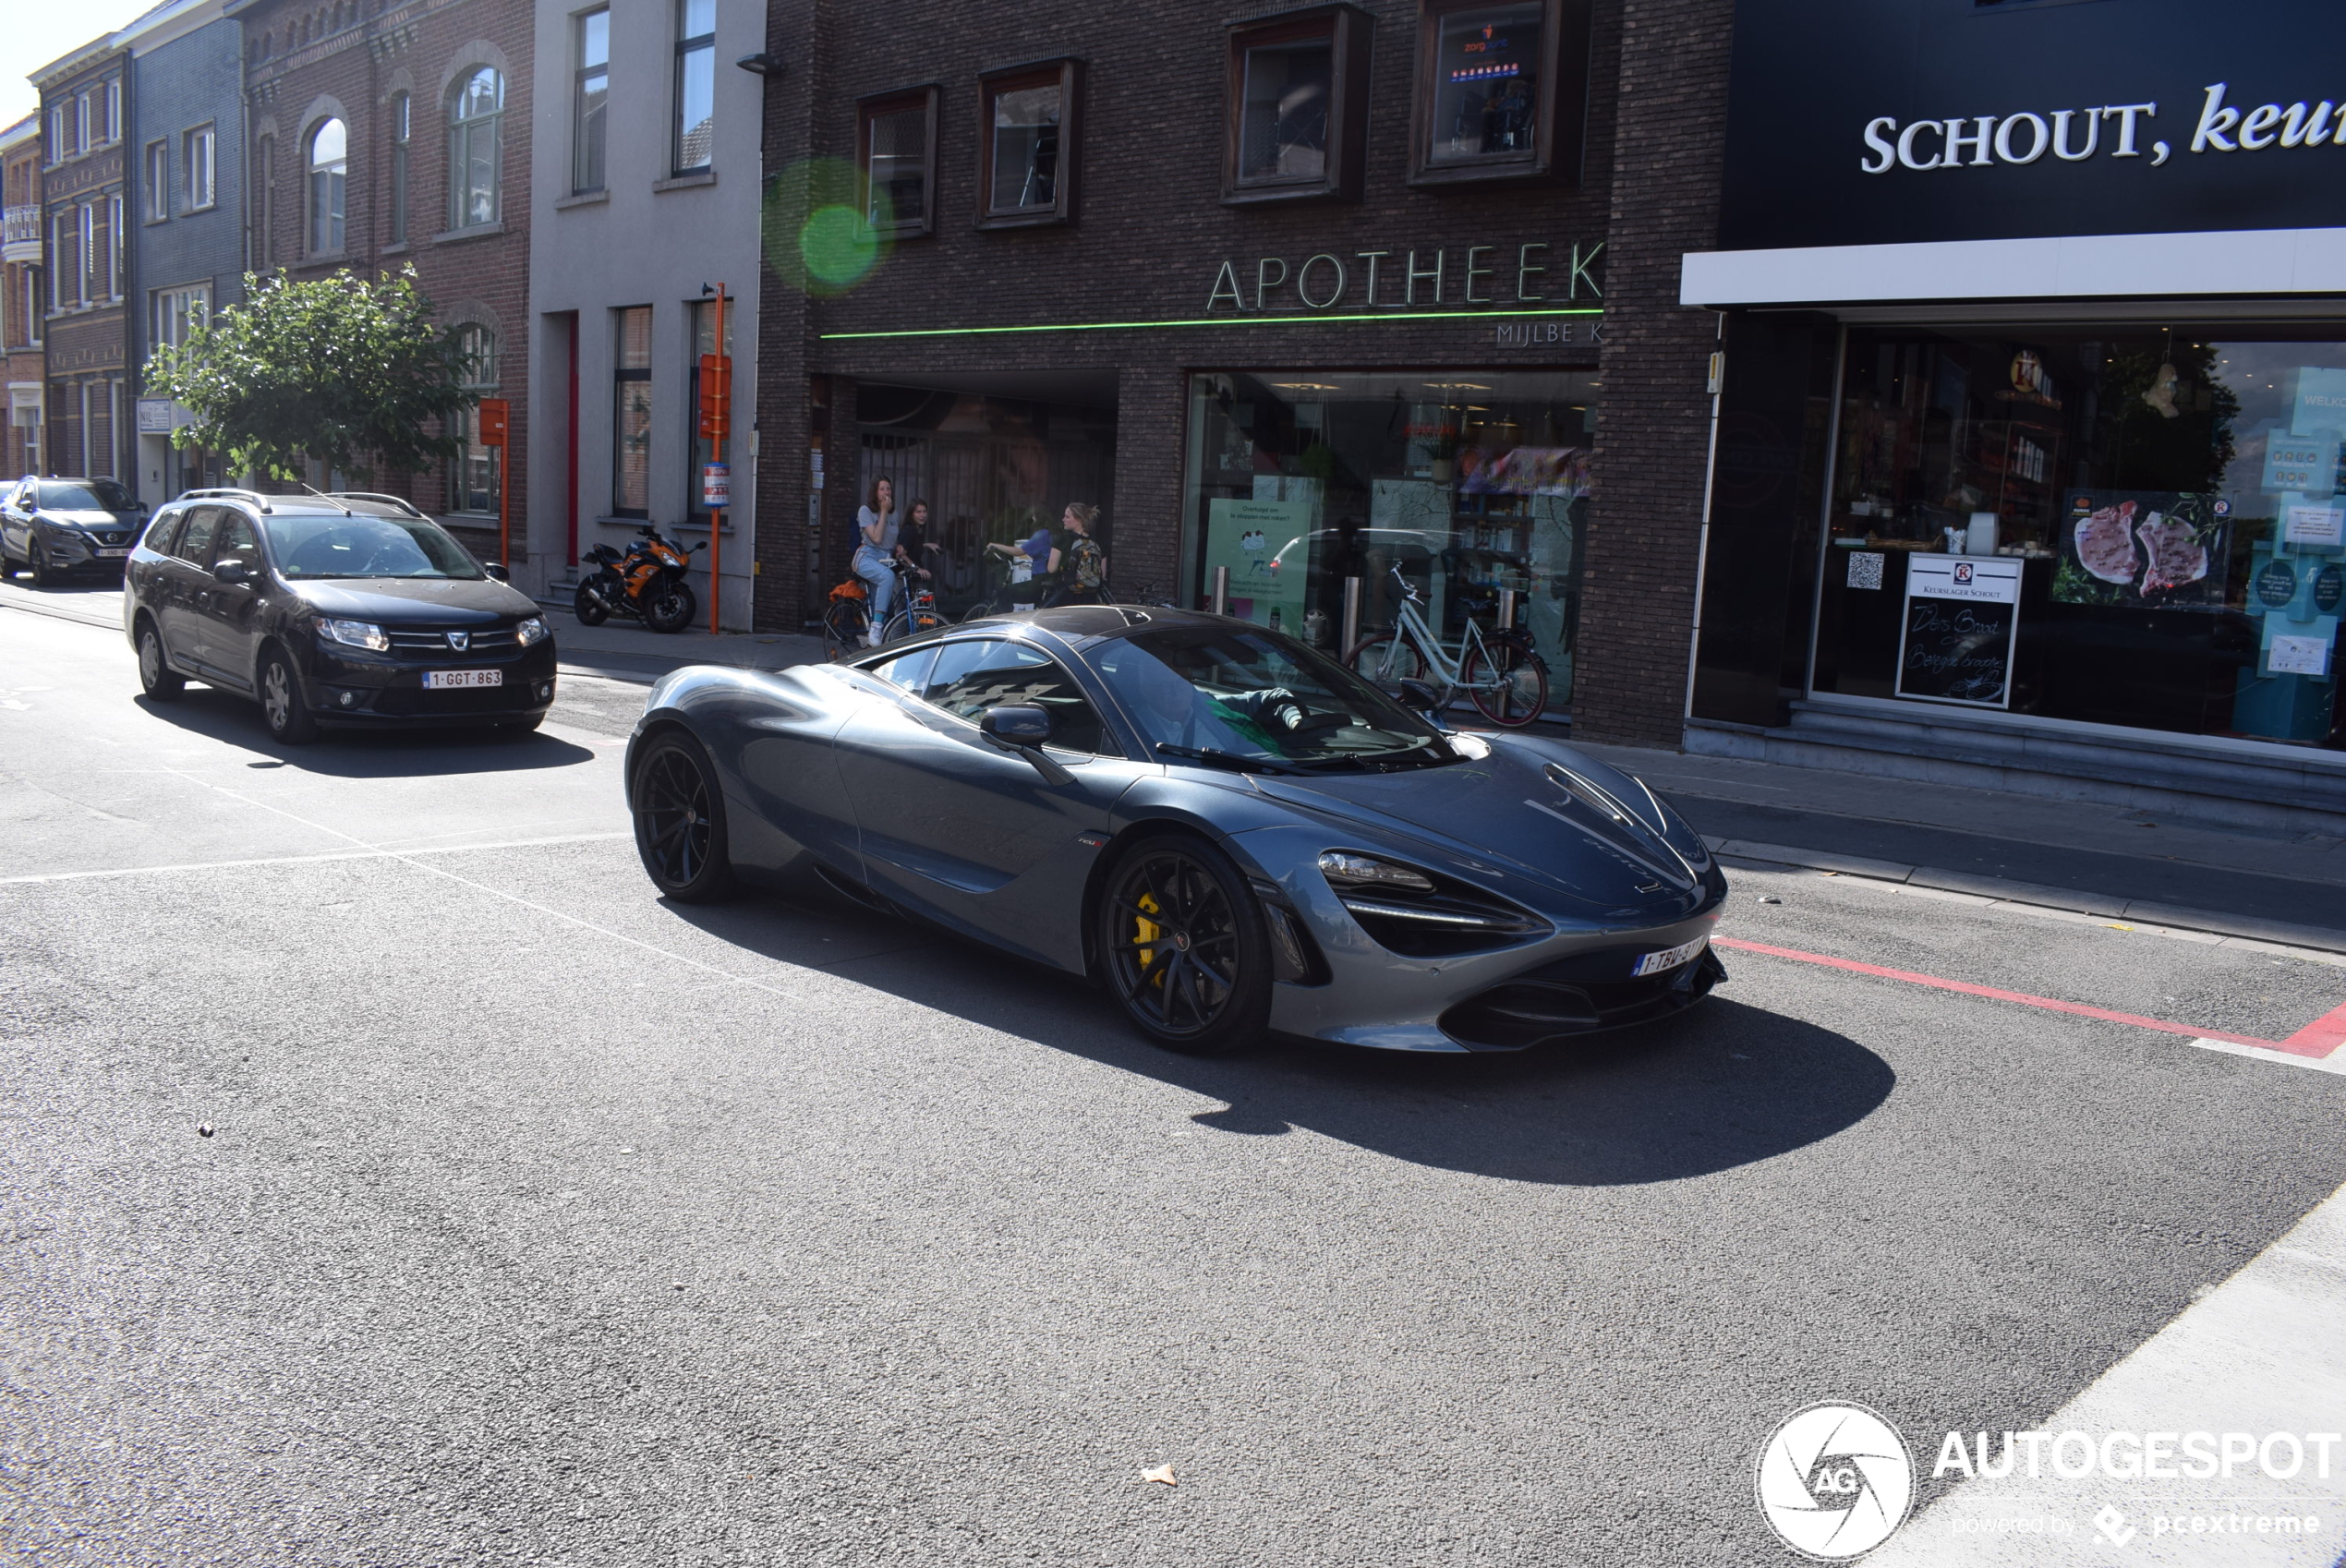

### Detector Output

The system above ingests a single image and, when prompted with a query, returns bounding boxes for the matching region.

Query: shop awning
[1680,225,2346,308]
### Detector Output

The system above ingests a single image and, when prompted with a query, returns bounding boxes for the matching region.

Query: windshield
[1094,626,1455,771]
[261,513,486,580]
[41,479,136,512]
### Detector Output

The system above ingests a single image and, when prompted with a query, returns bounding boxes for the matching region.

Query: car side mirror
[212,559,252,585]
[980,705,1052,745]
[1395,678,1448,725]
[483,561,510,581]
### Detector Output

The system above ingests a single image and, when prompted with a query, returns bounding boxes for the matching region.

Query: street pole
[710,283,724,636]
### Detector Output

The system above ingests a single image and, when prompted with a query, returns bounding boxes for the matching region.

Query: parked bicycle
[1343,566,1549,727]
[821,559,947,657]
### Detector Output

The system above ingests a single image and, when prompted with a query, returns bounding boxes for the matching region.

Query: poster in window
[1203,498,1311,632]
[1896,555,2022,708]
[2051,490,2231,611]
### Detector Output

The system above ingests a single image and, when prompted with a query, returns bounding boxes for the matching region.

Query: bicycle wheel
[1460,637,1550,727]
[1345,631,1433,688]
[882,605,949,643]
[821,597,866,658]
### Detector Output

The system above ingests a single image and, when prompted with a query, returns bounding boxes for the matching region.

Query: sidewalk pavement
[548,608,827,683]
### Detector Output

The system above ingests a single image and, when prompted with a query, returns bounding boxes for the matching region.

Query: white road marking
[0,831,634,887]
[2187,1037,2346,1077]
[1868,1180,2346,1565]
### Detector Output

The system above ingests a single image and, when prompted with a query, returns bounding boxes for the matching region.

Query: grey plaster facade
[126,0,246,501]
[524,0,762,627]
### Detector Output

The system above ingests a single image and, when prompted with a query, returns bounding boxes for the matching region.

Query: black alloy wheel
[1097,834,1273,1055]
[574,579,611,626]
[27,537,52,589]
[136,620,185,702]
[631,731,737,901]
[258,648,319,744]
[643,578,696,634]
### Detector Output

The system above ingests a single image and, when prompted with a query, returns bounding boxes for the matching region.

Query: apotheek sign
[1719,0,2346,250]
[1204,241,1603,313]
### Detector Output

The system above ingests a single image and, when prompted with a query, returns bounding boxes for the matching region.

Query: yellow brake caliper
[1135,893,1166,992]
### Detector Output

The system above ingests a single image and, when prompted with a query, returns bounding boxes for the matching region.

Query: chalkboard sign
[1896,556,2024,708]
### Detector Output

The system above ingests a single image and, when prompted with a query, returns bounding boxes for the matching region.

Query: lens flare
[763,159,891,297]
[800,204,879,289]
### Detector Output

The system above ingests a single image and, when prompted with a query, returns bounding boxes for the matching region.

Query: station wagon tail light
[318,618,389,651]
[515,616,550,646]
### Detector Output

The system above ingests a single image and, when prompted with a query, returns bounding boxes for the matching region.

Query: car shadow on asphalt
[129,687,599,775]
[662,888,1897,1187]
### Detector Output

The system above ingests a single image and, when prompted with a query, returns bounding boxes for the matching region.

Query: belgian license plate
[423,669,502,690]
[97,547,129,558]
[1632,936,1708,977]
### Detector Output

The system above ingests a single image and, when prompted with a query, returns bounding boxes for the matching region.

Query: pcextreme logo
[1756,1403,1917,1561]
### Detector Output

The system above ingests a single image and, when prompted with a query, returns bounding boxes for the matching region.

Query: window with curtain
[672,0,715,175]
[859,90,935,235]
[185,125,215,211]
[612,306,652,517]
[308,118,346,253]
[448,323,500,514]
[574,9,610,193]
[387,94,409,243]
[447,67,503,229]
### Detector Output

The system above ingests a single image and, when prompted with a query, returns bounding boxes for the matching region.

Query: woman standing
[853,477,899,645]
[1046,501,1107,607]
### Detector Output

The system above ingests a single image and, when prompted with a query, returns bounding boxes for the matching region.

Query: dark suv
[2,476,148,585]
[124,488,557,743]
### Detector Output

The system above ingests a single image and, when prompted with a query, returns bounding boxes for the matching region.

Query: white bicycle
[1343,566,1550,728]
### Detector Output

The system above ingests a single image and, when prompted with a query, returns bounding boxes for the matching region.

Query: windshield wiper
[1287,742,1457,773]
[1155,742,1304,776]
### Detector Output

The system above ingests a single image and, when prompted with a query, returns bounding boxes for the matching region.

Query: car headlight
[318,618,390,652]
[1318,851,1435,893]
[515,615,549,647]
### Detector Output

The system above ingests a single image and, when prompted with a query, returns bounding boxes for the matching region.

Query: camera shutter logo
[1755,1402,1914,1560]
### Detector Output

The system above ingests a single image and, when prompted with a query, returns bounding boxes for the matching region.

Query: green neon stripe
[817,307,1602,341]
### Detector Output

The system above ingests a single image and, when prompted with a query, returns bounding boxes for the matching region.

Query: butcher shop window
[1810,324,2346,751]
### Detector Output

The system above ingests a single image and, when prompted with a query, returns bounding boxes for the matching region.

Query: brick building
[2,116,43,477]
[230,0,532,560]
[743,0,1734,745]
[35,38,133,485]
[126,0,248,501]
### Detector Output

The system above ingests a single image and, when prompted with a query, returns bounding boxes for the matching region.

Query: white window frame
[185,125,216,211]
[144,140,171,222]
[151,282,212,354]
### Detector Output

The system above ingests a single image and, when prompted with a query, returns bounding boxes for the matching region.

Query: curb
[1709,837,2346,958]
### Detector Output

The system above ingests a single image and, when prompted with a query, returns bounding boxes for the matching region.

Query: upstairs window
[1408,0,1591,187]
[308,117,346,254]
[574,9,610,192]
[144,141,170,222]
[671,0,714,174]
[448,66,504,230]
[858,88,937,236]
[388,93,410,243]
[185,125,216,211]
[255,136,276,265]
[152,283,210,352]
[1224,6,1370,205]
[978,61,1079,227]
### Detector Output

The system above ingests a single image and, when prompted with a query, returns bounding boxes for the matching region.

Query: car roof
[958,604,1225,646]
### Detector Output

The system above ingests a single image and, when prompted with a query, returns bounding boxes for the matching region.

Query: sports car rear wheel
[631,730,737,902]
[1098,834,1272,1055]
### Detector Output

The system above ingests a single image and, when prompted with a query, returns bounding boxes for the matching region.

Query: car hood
[284,576,541,622]
[42,510,141,530]
[1243,735,1719,922]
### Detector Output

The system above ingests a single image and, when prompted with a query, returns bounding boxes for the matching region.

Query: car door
[834,636,1144,966]
[156,505,224,669]
[196,513,267,689]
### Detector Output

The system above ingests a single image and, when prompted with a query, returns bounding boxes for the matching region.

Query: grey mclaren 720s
[623,605,1729,1055]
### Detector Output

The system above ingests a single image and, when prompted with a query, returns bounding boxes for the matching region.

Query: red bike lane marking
[1712,936,2346,1059]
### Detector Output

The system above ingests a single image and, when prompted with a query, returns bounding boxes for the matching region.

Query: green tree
[145,267,478,485]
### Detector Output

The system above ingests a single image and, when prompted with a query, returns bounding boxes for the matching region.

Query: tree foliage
[145,268,478,484]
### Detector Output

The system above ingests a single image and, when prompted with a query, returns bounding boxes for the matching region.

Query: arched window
[447,323,500,515]
[447,66,503,230]
[308,117,345,254]
[387,91,410,244]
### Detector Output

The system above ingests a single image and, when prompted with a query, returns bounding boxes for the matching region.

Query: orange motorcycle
[574,525,700,634]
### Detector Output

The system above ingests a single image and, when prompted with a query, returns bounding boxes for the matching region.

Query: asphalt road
[5,591,2345,1566]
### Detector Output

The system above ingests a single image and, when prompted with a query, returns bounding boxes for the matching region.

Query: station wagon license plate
[1631,935,1707,977]
[422,669,502,690]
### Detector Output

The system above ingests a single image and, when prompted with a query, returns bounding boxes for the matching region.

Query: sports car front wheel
[1097,834,1273,1055]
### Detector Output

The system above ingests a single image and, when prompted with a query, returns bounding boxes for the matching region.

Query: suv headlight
[318,618,390,652]
[515,615,550,647]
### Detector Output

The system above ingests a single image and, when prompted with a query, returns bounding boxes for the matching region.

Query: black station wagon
[123,488,557,743]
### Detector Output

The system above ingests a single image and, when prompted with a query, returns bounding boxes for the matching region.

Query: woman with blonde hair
[1044,501,1106,607]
